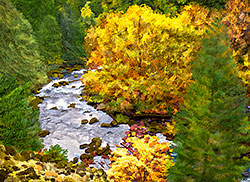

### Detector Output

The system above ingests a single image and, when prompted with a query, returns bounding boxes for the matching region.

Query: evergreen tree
[35,15,63,69]
[9,0,60,29]
[0,0,47,86]
[167,20,250,181]
[0,75,43,152]
[60,3,86,64]
[9,0,63,69]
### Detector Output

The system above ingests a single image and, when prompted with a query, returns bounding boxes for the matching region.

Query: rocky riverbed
[35,68,250,180]
[36,68,169,170]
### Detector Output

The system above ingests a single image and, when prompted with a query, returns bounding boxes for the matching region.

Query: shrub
[107,134,174,182]
[43,144,68,162]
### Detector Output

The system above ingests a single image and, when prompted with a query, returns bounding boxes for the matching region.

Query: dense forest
[0,0,249,181]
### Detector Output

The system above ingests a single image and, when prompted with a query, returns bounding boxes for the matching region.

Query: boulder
[89,118,99,124]
[49,107,58,110]
[111,120,118,126]
[20,151,30,161]
[72,157,78,164]
[81,119,88,124]
[52,83,60,88]
[79,144,89,149]
[39,130,50,138]
[5,146,16,156]
[100,123,112,128]
[67,103,76,108]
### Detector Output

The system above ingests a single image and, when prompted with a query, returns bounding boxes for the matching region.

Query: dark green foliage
[9,0,63,69]
[80,0,180,17]
[35,15,63,68]
[190,0,226,9]
[0,75,43,152]
[167,20,250,181]
[60,3,86,64]
[43,144,68,162]
[82,0,225,18]
[0,0,47,86]
[9,0,60,30]
[65,0,86,18]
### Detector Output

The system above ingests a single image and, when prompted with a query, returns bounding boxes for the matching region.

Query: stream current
[36,69,169,170]
[36,68,250,179]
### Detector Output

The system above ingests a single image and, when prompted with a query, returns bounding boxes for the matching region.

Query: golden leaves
[107,135,174,182]
[82,4,214,115]
[222,0,249,87]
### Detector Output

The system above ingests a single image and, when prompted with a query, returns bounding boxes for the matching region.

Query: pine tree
[167,19,250,181]
[35,15,63,68]
[60,3,86,64]
[9,0,63,69]
[0,75,43,152]
[0,0,47,86]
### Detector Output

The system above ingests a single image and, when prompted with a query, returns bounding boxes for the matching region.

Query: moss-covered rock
[67,103,76,108]
[5,146,16,156]
[72,157,78,164]
[52,82,61,88]
[39,130,50,138]
[0,144,108,181]
[29,96,43,109]
[79,144,88,149]
[49,106,58,110]
[110,120,118,126]
[81,119,88,124]
[20,151,30,161]
[41,155,52,162]
[80,154,91,161]
[100,123,112,128]
[89,118,99,124]
[0,145,5,153]
[13,153,23,161]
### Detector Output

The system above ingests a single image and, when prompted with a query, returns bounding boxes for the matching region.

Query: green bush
[43,144,69,162]
[0,75,43,152]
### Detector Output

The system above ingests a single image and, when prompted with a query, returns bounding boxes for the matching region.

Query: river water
[35,68,250,179]
[36,68,168,170]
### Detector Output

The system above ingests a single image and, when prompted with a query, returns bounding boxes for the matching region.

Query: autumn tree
[81,4,218,117]
[222,0,249,95]
[0,0,47,86]
[167,20,250,182]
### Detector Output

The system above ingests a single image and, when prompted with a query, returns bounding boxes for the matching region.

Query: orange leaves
[222,0,249,86]
[81,4,212,115]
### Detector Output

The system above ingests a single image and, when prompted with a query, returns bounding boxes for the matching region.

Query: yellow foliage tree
[222,0,249,94]
[106,135,174,182]
[81,4,219,115]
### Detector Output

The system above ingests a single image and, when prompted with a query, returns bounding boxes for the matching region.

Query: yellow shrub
[106,135,174,182]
